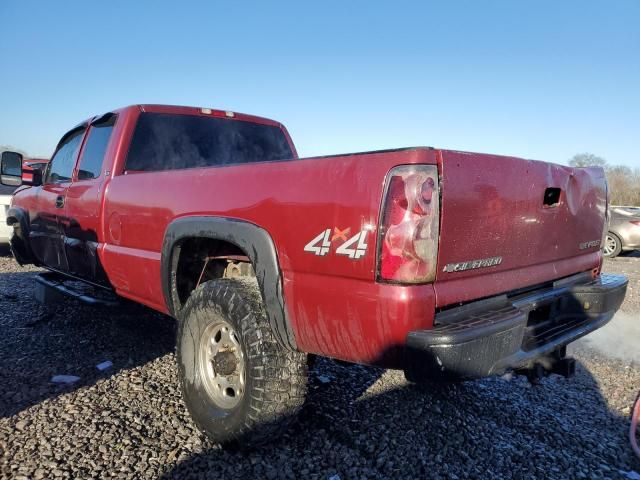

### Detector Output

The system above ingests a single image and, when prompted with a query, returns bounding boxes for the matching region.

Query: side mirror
[0,151,23,187]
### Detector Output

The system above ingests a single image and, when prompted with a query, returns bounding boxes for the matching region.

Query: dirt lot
[1,250,639,479]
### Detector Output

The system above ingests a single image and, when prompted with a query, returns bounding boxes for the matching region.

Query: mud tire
[177,278,307,447]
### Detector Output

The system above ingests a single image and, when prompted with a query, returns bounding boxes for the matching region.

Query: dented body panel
[8,104,616,369]
[435,150,606,307]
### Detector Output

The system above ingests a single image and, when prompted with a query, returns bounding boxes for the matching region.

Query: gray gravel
[603,251,640,313]
[1,250,639,479]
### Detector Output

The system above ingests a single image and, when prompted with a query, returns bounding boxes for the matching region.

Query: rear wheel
[603,232,622,258]
[177,278,308,447]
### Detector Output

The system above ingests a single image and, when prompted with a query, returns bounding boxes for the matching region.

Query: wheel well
[161,216,297,349]
[174,237,255,307]
[608,231,622,243]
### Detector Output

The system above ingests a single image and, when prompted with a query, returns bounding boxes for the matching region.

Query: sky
[1,1,638,169]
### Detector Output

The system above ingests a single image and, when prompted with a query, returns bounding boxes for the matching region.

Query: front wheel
[603,232,622,258]
[177,278,307,447]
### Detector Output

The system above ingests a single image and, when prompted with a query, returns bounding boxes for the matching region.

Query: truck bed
[99,147,605,364]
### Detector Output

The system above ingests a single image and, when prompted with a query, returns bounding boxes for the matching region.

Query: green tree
[0,145,28,157]
[568,153,640,206]
[569,153,607,168]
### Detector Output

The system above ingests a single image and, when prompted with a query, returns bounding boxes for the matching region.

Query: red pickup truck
[1,105,627,446]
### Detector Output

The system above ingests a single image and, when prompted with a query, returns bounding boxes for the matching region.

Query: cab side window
[77,114,117,181]
[46,128,85,184]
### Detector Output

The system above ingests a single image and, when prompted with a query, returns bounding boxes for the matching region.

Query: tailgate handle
[543,187,561,208]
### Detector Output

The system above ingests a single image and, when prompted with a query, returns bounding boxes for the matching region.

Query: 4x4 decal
[304,227,369,259]
[304,229,332,256]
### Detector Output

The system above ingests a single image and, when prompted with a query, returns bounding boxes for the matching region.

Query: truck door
[61,113,117,284]
[29,126,86,271]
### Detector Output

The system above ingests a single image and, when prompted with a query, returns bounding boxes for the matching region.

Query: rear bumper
[404,273,628,381]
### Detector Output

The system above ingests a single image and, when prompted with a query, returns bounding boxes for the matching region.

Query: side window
[46,129,85,184]
[77,114,117,181]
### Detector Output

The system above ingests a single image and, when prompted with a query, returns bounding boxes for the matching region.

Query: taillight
[630,221,640,227]
[377,165,440,283]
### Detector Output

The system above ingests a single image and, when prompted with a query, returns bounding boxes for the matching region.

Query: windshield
[613,206,640,217]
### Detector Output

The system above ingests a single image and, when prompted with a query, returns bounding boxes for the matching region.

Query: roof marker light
[225,111,235,118]
[201,108,212,114]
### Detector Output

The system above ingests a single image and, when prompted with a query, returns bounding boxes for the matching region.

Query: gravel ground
[1,249,639,480]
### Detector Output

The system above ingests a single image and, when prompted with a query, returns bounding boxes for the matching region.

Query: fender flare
[6,206,36,265]
[161,216,297,350]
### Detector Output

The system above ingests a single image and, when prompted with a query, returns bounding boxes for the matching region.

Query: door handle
[55,195,65,209]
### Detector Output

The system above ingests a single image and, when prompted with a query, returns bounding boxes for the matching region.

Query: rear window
[125,113,293,172]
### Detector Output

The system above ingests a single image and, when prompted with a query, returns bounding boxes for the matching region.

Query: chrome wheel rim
[603,234,617,256]
[198,320,245,410]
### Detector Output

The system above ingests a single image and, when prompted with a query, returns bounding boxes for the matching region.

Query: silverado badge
[579,240,601,250]
[443,256,503,273]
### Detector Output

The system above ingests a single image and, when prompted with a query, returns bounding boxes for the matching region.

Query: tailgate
[434,150,607,307]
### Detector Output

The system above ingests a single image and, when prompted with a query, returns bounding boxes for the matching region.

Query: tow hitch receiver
[516,349,576,384]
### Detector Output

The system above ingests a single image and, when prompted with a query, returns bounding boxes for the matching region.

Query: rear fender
[161,216,297,350]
